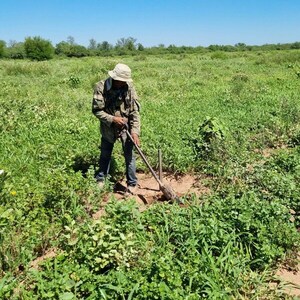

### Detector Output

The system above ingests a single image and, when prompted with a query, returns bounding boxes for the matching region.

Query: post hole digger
[122,125,179,202]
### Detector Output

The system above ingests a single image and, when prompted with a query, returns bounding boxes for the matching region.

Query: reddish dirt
[92,172,210,218]
[254,145,289,158]
[275,255,300,296]
[29,248,57,270]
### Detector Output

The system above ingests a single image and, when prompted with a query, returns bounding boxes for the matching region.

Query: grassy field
[1,50,300,299]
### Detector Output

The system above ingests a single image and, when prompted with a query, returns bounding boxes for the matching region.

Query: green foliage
[2,37,300,59]
[211,51,228,60]
[24,36,54,60]
[229,73,250,96]
[290,126,300,146]
[249,148,300,225]
[55,41,88,57]
[55,41,70,55]
[96,40,113,52]
[2,60,51,76]
[17,197,298,299]
[116,37,137,51]
[67,75,81,88]
[6,42,26,59]
[137,43,145,51]
[60,200,143,272]
[189,116,228,162]
[68,45,88,58]
[0,51,300,298]
[0,40,6,58]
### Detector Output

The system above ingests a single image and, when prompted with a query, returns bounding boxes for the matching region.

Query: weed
[1,51,300,298]
[67,74,81,88]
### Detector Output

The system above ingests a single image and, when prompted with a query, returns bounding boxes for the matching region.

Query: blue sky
[0,0,299,47]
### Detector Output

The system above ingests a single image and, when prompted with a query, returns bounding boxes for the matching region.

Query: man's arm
[129,100,141,136]
[130,107,140,146]
[92,81,114,126]
[128,84,141,145]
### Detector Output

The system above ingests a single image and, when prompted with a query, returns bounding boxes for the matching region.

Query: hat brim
[108,70,133,82]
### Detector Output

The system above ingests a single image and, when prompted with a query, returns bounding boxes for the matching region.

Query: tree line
[0,36,300,61]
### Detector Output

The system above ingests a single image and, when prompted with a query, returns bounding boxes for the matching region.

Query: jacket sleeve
[92,81,114,126]
[129,85,141,136]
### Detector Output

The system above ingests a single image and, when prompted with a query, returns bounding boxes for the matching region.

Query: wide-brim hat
[108,63,133,82]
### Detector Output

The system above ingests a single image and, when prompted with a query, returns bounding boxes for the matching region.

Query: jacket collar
[105,77,113,91]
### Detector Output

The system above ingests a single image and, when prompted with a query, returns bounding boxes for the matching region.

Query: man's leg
[122,137,137,187]
[96,137,114,182]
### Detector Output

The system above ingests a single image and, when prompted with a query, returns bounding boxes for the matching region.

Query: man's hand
[113,116,127,128]
[131,133,140,146]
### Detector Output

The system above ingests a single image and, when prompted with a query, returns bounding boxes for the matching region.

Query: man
[92,63,140,194]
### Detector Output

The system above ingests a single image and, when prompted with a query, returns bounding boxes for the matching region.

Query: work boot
[97,180,105,189]
[95,172,105,189]
[126,184,138,195]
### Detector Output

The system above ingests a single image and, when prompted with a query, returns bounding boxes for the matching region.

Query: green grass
[0,50,300,298]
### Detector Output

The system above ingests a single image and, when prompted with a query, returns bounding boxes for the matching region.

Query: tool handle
[125,130,163,186]
[158,149,163,181]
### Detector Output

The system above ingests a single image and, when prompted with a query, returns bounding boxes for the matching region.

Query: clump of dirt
[92,172,210,218]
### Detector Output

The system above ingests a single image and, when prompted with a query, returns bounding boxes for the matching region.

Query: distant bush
[55,41,88,57]
[7,42,26,59]
[0,40,6,58]
[68,45,88,57]
[211,51,228,60]
[24,36,54,61]
[55,41,70,56]
[254,50,300,65]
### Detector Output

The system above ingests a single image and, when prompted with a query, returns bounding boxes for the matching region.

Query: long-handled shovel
[125,129,179,201]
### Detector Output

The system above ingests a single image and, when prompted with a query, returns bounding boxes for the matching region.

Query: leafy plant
[189,116,228,162]
[67,75,81,88]
[1,50,300,298]
[24,36,54,61]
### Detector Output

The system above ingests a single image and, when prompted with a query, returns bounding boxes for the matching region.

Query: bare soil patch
[29,173,208,268]
[275,254,300,296]
[92,172,209,218]
[29,248,57,270]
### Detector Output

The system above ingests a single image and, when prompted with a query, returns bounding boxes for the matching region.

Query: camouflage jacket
[92,77,140,143]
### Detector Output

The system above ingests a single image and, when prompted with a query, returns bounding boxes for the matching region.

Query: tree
[8,40,17,47]
[116,37,137,51]
[55,41,71,55]
[222,45,236,52]
[88,38,97,50]
[208,44,221,51]
[291,42,300,49]
[235,43,247,51]
[137,43,144,51]
[0,40,6,58]
[68,45,88,57]
[97,41,113,51]
[55,40,88,57]
[24,36,54,60]
[67,36,75,45]
[126,38,136,51]
[7,42,25,59]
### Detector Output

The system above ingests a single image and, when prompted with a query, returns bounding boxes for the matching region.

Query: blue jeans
[96,137,137,186]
